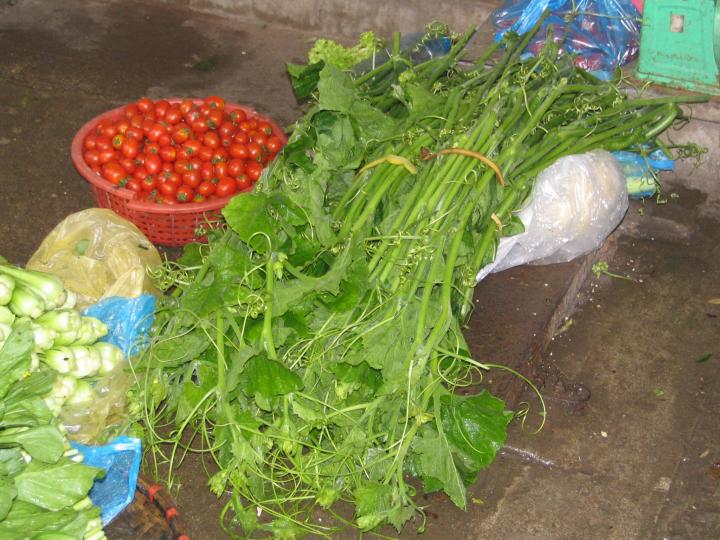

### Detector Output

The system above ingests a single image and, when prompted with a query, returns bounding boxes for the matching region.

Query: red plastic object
[71,99,286,247]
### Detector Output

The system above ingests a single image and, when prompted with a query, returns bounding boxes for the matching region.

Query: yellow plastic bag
[27,209,161,310]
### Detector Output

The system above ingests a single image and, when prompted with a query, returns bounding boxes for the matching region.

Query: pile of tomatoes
[81,96,284,204]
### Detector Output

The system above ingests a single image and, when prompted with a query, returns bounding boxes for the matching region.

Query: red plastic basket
[71,99,286,247]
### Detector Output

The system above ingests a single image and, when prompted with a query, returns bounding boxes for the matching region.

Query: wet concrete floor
[1,1,718,539]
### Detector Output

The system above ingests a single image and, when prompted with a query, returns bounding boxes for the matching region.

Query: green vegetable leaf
[413,430,467,509]
[317,63,357,113]
[0,474,16,520]
[238,356,303,398]
[0,426,64,463]
[353,481,391,531]
[287,61,324,99]
[440,390,513,475]
[0,321,33,399]
[0,500,98,539]
[14,458,102,511]
[308,31,381,70]
[223,193,280,253]
[143,330,209,369]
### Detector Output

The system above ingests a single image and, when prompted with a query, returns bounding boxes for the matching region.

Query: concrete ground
[1,1,718,539]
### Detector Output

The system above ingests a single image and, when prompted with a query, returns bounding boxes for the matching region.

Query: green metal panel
[637,0,720,94]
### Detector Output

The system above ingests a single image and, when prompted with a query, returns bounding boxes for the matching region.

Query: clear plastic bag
[477,150,628,281]
[60,366,134,444]
[26,209,161,310]
[83,295,156,358]
[492,0,640,79]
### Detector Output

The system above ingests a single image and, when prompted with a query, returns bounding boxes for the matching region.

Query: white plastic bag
[477,150,628,281]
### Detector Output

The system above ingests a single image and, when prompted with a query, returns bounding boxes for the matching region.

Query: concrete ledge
[177,0,499,39]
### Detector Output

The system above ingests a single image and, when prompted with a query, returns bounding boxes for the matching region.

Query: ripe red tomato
[141,174,157,192]
[172,125,192,145]
[95,135,112,152]
[165,107,183,125]
[83,134,97,151]
[257,121,274,136]
[83,150,100,166]
[211,148,228,164]
[120,138,139,159]
[144,154,163,175]
[203,131,220,149]
[154,99,170,119]
[176,185,194,202]
[182,170,201,188]
[197,180,216,197]
[125,178,143,192]
[227,159,245,177]
[124,127,144,141]
[229,143,248,160]
[144,143,160,156]
[174,159,193,174]
[198,145,214,162]
[228,109,246,124]
[136,97,154,113]
[200,161,215,181]
[160,170,182,187]
[101,161,127,185]
[249,131,267,147]
[233,131,249,144]
[214,161,228,178]
[182,139,202,158]
[147,123,167,142]
[236,173,252,191]
[246,142,264,161]
[158,179,178,197]
[218,121,235,139]
[124,103,139,118]
[206,109,224,130]
[159,145,177,162]
[119,157,136,174]
[265,135,283,154]
[98,148,117,164]
[204,95,226,110]
[215,177,237,198]
[179,99,194,115]
[191,118,209,134]
[245,160,264,181]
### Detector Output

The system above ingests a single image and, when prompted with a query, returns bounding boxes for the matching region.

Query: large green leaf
[0,500,98,539]
[14,458,102,511]
[317,63,356,113]
[413,430,467,509]
[440,390,513,474]
[0,321,33,399]
[238,356,303,399]
[0,426,64,464]
[222,193,280,253]
[0,474,16,520]
[143,329,209,369]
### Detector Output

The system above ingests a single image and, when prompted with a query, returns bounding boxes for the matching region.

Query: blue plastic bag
[71,436,142,525]
[83,294,156,357]
[492,0,640,79]
[613,149,675,199]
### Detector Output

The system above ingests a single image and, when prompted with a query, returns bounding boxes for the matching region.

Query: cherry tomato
[102,161,127,185]
[228,109,246,124]
[111,133,125,149]
[144,143,160,156]
[206,109,224,130]
[116,119,130,135]
[191,118,209,134]
[144,154,163,175]
[174,159,193,174]
[158,178,178,197]
[119,157,136,174]
[159,145,177,162]
[124,126,144,141]
[125,178,143,192]
[124,103,139,118]
[182,170,201,188]
[233,131,249,144]
[178,99,194,115]
[147,123,167,142]
[203,131,220,149]
[176,185,194,203]
[246,142,264,161]
[157,133,172,147]
[136,97,154,114]
[120,138,139,159]
[200,162,215,181]
[185,108,202,125]
[129,114,145,129]
[198,145,214,162]
[172,125,192,144]
[215,177,237,198]
[83,150,100,166]
[197,180,216,197]
[98,148,117,164]
[229,143,248,160]
[160,170,182,187]
[218,121,235,139]
[193,193,206,203]
[165,107,183,125]
[214,161,228,178]
[154,99,170,119]
[204,95,226,110]
[161,161,174,173]
[199,103,212,118]
[257,121,274,136]
[245,160,264,181]
[265,135,283,154]
[236,173,252,191]
[99,121,118,138]
[95,135,112,151]
[227,159,245,178]
[83,134,97,151]
[211,148,228,164]
[141,174,157,192]
[238,120,255,133]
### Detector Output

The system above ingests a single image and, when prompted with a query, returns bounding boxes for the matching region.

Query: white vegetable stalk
[0,305,15,325]
[37,309,82,334]
[0,265,67,310]
[30,323,57,352]
[60,289,77,310]
[69,346,102,378]
[94,342,124,375]
[65,379,97,407]
[72,317,108,345]
[9,285,46,319]
[44,374,78,414]
[41,347,77,374]
[0,274,14,305]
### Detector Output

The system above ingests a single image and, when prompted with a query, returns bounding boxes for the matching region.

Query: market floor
[1,1,718,539]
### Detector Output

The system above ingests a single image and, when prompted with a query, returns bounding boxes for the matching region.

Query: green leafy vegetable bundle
[133,20,703,538]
